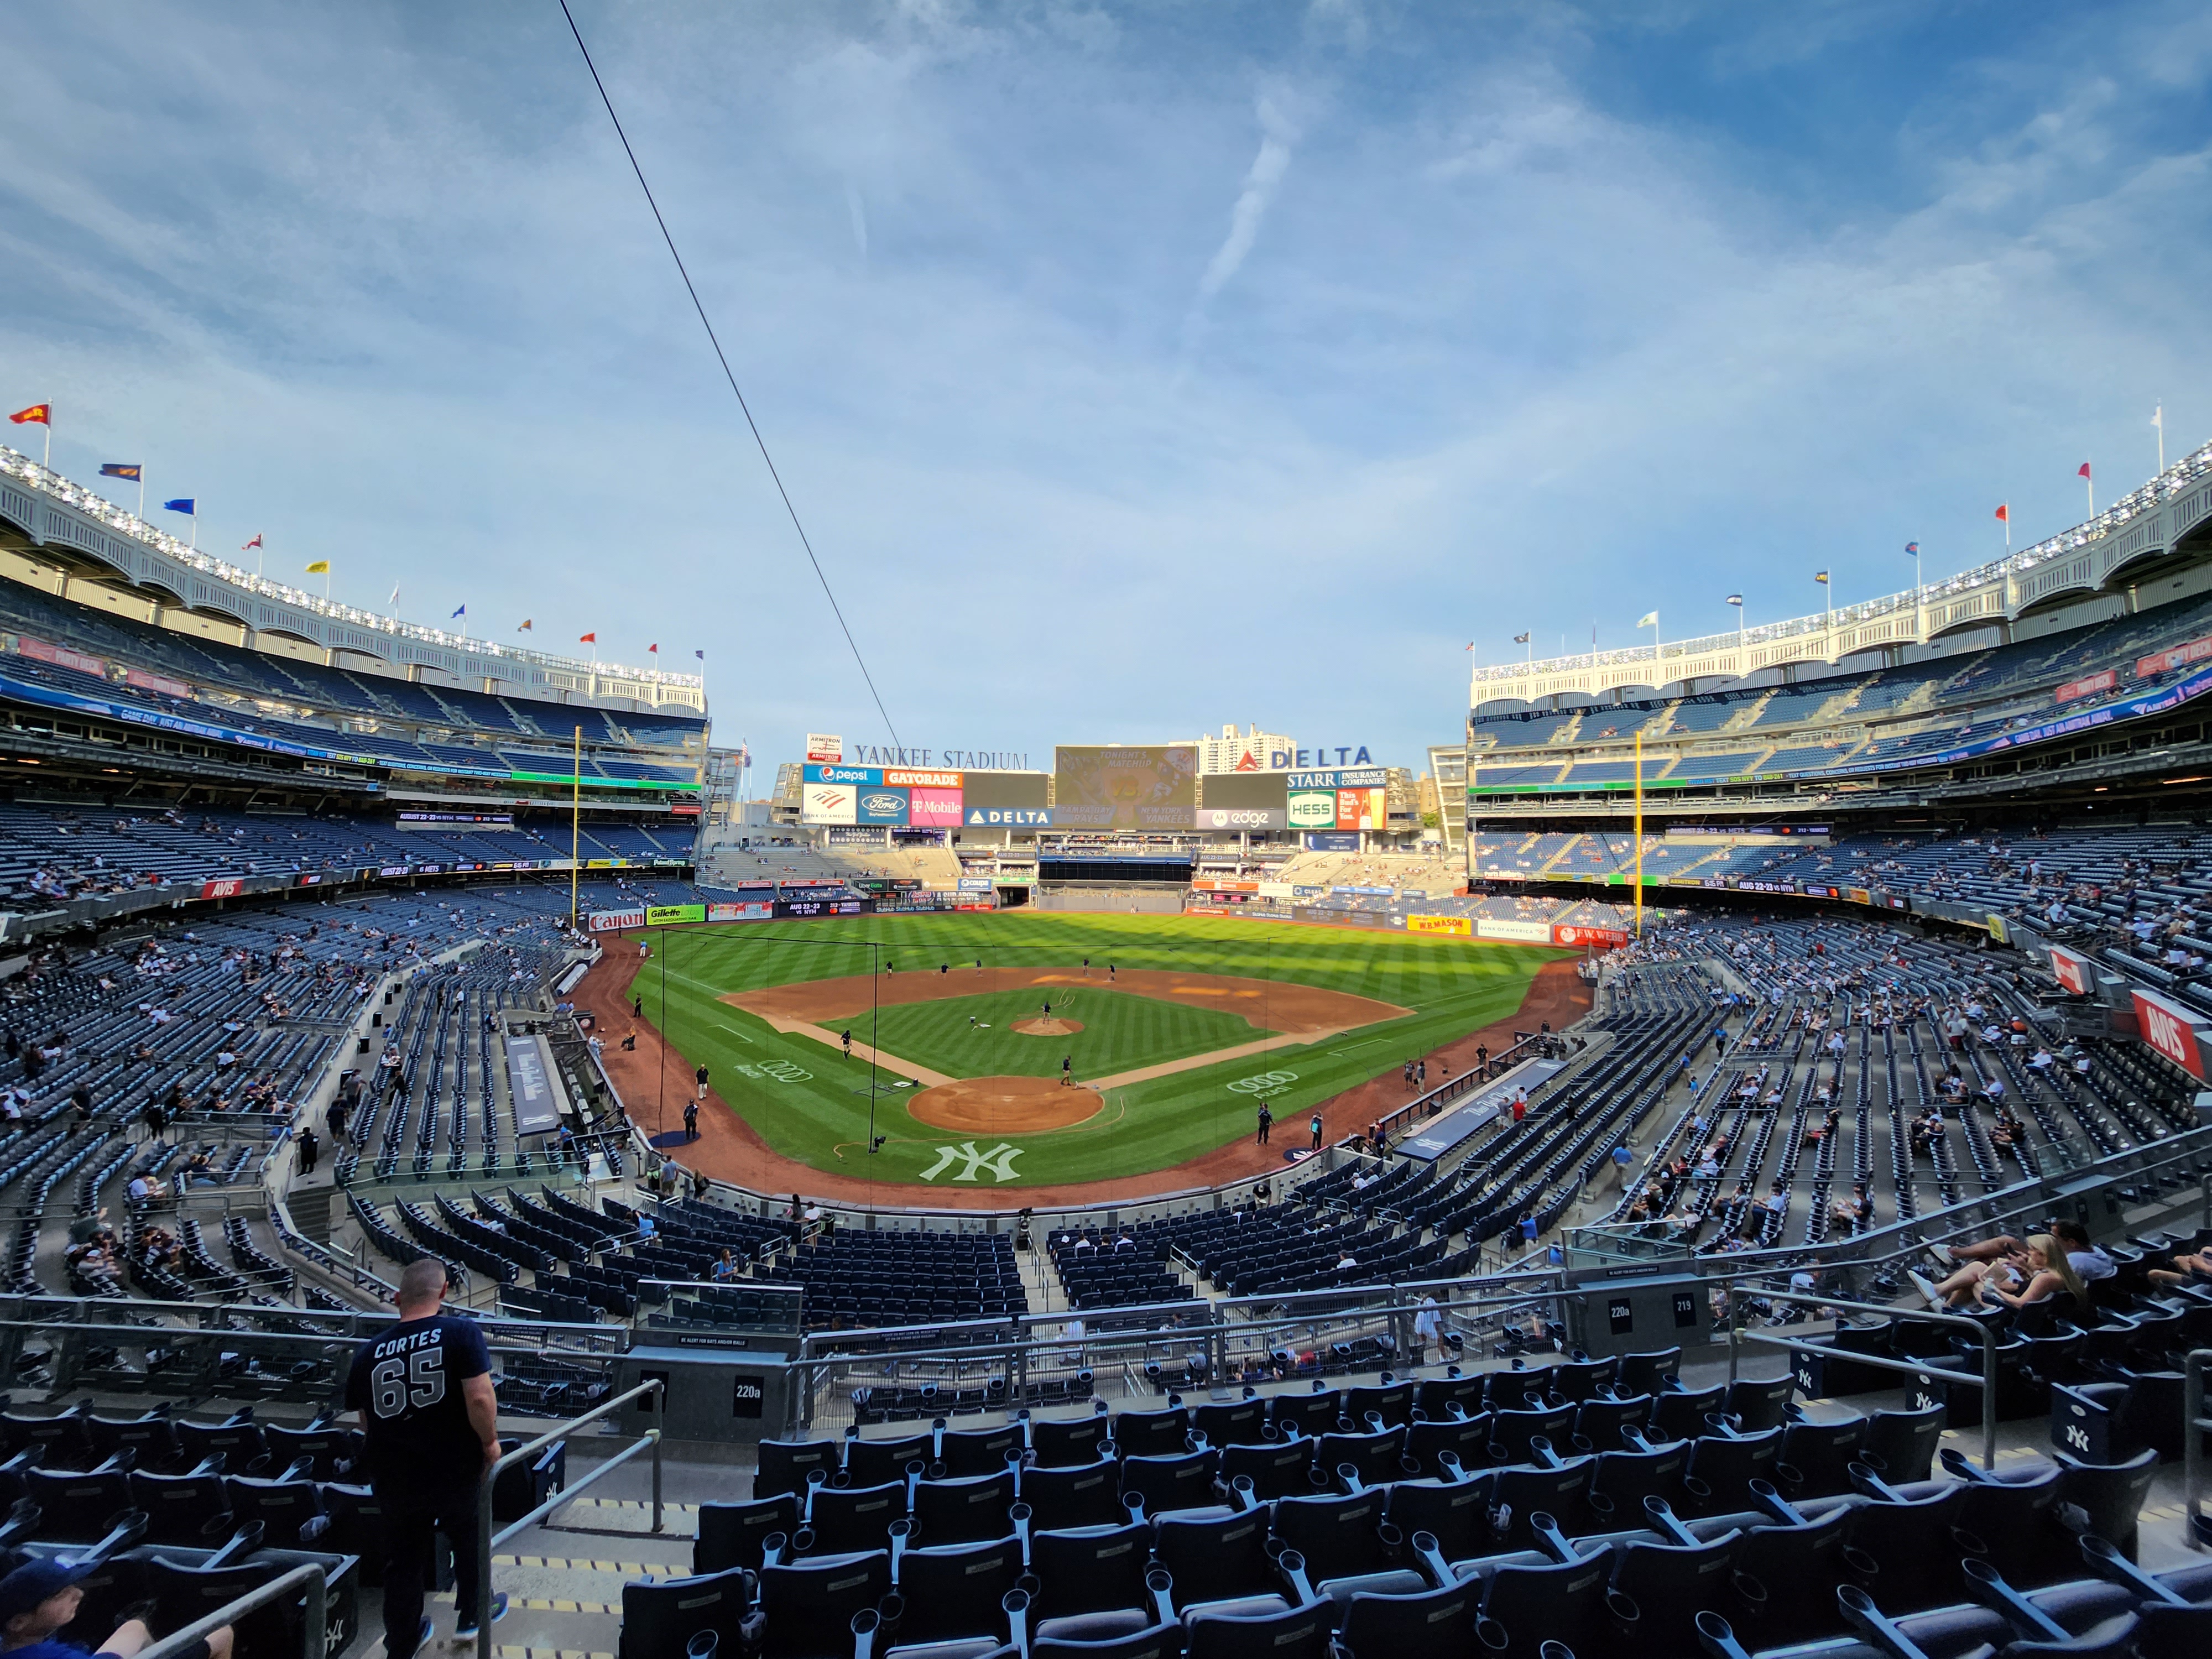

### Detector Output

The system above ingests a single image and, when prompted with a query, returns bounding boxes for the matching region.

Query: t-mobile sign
[2130,988,2208,1081]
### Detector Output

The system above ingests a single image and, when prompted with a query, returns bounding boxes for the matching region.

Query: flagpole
[137,477,144,520]
[1914,547,1923,643]
[2085,465,2094,518]
[2156,404,2164,473]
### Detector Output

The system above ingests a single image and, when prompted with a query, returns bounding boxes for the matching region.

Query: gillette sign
[2130,987,2209,1081]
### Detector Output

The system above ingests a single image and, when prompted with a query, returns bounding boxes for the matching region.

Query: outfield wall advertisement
[802,763,965,827]
[1286,767,1389,832]
[1053,745,1197,830]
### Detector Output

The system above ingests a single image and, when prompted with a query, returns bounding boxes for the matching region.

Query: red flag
[1994,504,2009,522]
[648,643,658,653]
[242,534,263,550]
[8,405,49,426]
[579,632,596,643]
[2078,462,2091,480]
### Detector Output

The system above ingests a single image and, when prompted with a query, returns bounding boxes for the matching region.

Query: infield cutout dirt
[908,1075,1103,1134]
[1011,1017,1083,1036]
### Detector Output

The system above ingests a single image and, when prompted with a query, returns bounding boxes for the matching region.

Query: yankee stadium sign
[848,745,1032,770]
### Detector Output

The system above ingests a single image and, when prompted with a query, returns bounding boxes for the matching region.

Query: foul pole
[1632,731,1644,938]
[570,724,582,927]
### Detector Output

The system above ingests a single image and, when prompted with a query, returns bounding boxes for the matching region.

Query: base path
[574,945,1592,1211]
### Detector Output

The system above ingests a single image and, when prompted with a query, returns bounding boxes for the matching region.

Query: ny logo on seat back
[918,1141,1024,1183]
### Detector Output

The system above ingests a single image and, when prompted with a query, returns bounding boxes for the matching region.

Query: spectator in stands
[296,1126,319,1176]
[0,1556,231,1659]
[2148,1245,2212,1287]
[344,1258,505,1657]
[126,1171,168,1206]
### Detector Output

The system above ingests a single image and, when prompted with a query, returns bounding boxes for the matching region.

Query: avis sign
[2130,988,2209,1081]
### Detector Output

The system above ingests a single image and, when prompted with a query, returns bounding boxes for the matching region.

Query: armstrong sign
[2049,945,2094,997]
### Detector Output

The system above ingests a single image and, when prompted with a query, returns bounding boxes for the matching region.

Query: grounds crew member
[345,1258,508,1658]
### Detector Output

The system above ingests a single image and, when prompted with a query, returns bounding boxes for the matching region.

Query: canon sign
[2130,988,2209,1081]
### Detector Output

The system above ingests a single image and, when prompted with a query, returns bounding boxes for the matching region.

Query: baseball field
[611,910,1566,1192]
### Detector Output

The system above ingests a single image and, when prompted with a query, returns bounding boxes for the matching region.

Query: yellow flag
[305,560,331,575]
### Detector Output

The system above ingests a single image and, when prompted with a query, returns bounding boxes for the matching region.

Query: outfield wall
[1033,886,1187,914]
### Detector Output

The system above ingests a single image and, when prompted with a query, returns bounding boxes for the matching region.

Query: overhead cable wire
[558,0,901,749]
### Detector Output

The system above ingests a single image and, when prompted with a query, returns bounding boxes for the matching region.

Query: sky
[2,1,2208,778]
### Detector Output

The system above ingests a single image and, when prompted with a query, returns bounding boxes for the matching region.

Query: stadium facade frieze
[0,450,704,712]
[1467,439,2212,706]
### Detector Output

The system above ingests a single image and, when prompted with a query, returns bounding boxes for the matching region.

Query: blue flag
[451,604,466,619]
[163,498,195,514]
[694,649,704,659]
[1905,541,1918,555]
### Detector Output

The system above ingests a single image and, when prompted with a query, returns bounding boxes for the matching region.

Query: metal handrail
[132,1562,328,1659]
[1721,1286,2001,1469]
[2187,1347,2212,1551]
[472,1376,665,1659]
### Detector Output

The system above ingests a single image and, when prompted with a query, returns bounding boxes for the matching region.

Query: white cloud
[1192,92,1303,316]
[0,3,2206,769]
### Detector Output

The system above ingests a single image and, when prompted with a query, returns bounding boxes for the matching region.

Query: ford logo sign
[860,794,904,813]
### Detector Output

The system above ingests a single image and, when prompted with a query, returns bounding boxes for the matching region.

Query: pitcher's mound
[909,1075,1102,1134]
[1011,1017,1084,1036]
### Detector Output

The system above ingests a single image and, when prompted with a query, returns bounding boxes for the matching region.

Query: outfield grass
[630,911,1560,1190]
[858,988,1273,1081]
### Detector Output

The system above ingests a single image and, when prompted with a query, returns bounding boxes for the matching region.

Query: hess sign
[2130,988,2209,1081]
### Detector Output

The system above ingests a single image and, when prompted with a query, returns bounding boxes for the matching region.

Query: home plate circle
[1010,1017,1084,1036]
[908,1076,1102,1134]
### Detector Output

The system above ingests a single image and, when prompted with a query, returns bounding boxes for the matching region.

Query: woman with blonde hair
[1913,1233,2081,1310]
[1976,1234,2083,1311]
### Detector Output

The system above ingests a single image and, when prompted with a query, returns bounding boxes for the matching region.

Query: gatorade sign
[2130,988,2209,1081]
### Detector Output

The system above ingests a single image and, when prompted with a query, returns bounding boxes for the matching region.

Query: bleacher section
[1470,585,2212,799]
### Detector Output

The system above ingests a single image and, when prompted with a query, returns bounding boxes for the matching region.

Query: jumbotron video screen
[1052,744,1198,830]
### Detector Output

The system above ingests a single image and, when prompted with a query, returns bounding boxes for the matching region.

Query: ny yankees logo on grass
[917,1141,1025,1182]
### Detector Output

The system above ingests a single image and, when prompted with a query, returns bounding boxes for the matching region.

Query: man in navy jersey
[345,1259,507,1657]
